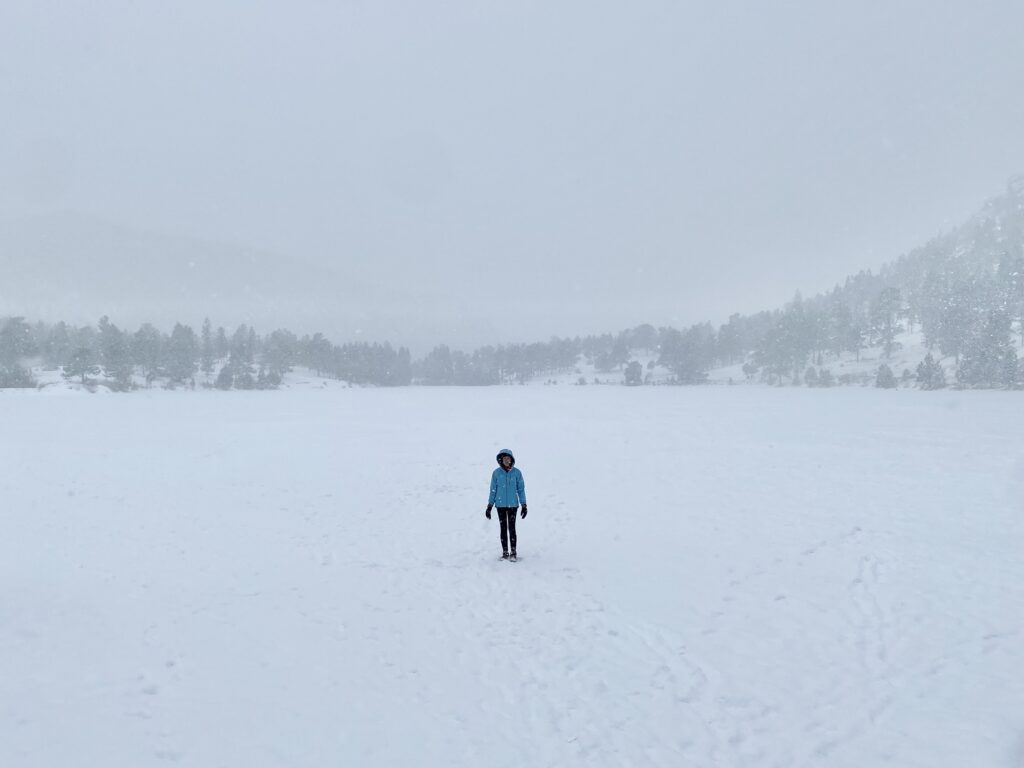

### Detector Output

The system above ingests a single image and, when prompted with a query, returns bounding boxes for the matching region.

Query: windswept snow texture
[2,387,1022,768]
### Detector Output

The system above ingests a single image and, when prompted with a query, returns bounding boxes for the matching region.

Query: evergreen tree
[547,337,580,373]
[215,364,233,390]
[875,363,897,389]
[847,319,866,361]
[1003,348,1021,389]
[230,352,256,389]
[247,326,258,358]
[936,281,977,363]
[166,323,199,383]
[30,320,48,360]
[228,324,256,387]
[98,316,133,390]
[0,316,36,366]
[869,287,902,358]
[215,326,229,359]
[230,325,252,365]
[916,353,947,390]
[1007,255,1024,347]
[0,317,37,385]
[624,360,643,386]
[825,296,848,359]
[630,324,658,356]
[0,363,35,387]
[755,300,814,385]
[393,347,413,386]
[957,309,1017,388]
[306,333,333,377]
[658,324,714,384]
[919,270,946,350]
[715,315,744,366]
[264,329,298,377]
[804,303,828,365]
[256,366,282,389]
[63,345,100,384]
[132,324,163,381]
[755,320,789,385]
[420,345,455,385]
[200,318,216,378]
[44,321,73,369]
[595,335,630,372]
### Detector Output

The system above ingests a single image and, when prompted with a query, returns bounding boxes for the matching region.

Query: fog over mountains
[4,174,1022,358]
[3,175,1022,393]
[0,212,433,346]
[2,210,645,352]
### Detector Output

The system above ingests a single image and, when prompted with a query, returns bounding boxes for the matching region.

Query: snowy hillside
[501,327,981,389]
[704,327,968,387]
[2,387,1021,767]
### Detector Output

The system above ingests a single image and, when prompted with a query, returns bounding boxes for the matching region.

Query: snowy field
[1,386,1022,768]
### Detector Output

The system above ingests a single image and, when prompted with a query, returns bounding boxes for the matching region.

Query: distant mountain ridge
[0,212,407,337]
[870,174,1024,296]
[2,178,1022,390]
[712,174,1024,387]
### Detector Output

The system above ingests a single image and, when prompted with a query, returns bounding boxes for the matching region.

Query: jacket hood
[496,448,515,467]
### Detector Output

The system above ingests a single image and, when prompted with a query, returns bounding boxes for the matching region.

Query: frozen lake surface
[2,386,1022,767]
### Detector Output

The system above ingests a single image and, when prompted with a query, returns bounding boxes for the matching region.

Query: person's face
[502,455,512,468]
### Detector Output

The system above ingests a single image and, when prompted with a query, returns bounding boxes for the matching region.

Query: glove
[520,504,528,519]
[485,504,493,520]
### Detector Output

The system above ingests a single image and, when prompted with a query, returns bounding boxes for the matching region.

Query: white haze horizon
[3,2,1024,350]
[0,181,1012,355]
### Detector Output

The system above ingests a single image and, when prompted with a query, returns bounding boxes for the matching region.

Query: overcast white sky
[2,1,1023,348]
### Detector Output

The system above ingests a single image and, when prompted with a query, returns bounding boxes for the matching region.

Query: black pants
[497,507,518,553]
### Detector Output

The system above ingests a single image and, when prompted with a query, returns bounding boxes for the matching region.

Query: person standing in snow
[485,448,527,561]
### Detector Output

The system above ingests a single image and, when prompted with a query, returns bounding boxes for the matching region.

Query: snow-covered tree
[0,316,36,366]
[166,323,199,384]
[215,364,233,390]
[98,316,133,390]
[869,287,902,358]
[915,353,946,390]
[200,318,216,378]
[132,324,163,381]
[264,329,298,377]
[957,309,1018,388]
[624,360,643,386]
[63,345,100,384]
[875,364,897,389]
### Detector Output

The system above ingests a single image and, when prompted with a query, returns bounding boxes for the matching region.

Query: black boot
[510,550,517,561]
[501,551,510,560]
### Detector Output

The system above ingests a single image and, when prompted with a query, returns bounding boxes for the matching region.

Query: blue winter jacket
[489,448,526,508]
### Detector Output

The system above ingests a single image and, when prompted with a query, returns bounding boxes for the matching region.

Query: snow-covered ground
[1,387,1022,767]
